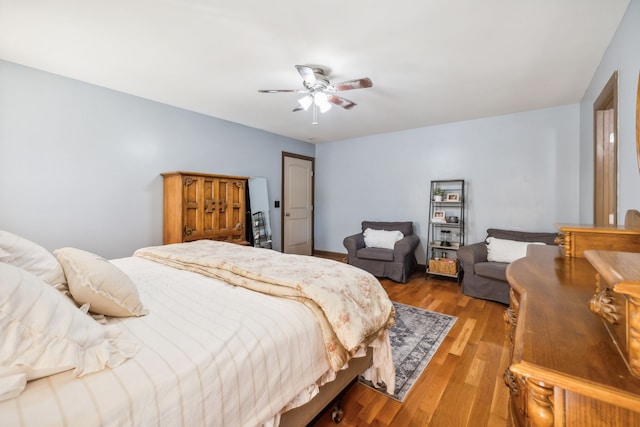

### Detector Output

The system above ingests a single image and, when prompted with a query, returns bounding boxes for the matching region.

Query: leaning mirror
[637,72,640,171]
[248,177,272,248]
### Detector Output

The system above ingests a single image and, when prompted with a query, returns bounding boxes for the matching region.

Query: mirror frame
[637,71,640,171]
[248,177,272,249]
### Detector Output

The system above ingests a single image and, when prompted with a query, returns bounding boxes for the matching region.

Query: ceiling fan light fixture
[314,92,332,113]
[298,95,313,111]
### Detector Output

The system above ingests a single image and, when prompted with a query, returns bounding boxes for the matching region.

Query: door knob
[285,212,291,217]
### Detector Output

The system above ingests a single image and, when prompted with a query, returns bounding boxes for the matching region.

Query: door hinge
[609,213,615,224]
[610,132,615,144]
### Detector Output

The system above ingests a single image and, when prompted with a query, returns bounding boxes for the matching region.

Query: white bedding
[0,256,338,426]
[134,240,396,373]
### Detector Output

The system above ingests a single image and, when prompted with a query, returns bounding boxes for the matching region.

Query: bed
[0,233,395,426]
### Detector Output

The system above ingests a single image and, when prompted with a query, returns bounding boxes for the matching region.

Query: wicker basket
[429,258,458,275]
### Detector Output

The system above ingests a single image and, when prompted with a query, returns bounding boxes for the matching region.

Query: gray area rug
[359,301,457,402]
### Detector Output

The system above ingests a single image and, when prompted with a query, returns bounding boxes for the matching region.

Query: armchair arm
[343,233,365,257]
[457,242,488,274]
[393,234,420,261]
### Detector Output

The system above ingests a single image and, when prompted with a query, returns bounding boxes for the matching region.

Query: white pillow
[486,237,545,263]
[363,228,405,250]
[54,247,148,317]
[0,262,139,401]
[0,230,65,286]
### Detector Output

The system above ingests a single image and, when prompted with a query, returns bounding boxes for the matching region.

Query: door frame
[281,151,315,253]
[593,71,618,226]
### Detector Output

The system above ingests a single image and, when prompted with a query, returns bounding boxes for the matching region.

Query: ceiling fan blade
[295,65,317,85]
[334,77,373,91]
[329,95,357,110]
[292,105,304,112]
[258,89,302,93]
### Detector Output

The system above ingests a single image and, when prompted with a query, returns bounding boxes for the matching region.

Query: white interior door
[283,154,313,255]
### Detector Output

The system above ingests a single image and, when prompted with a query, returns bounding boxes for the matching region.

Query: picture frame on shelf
[432,210,446,222]
[446,192,460,202]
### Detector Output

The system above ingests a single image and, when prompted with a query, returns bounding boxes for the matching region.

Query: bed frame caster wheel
[331,406,344,424]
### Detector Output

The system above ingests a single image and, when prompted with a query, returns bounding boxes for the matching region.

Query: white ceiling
[0,1,630,143]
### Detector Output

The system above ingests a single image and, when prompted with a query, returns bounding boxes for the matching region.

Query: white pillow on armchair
[363,228,405,250]
[486,237,545,263]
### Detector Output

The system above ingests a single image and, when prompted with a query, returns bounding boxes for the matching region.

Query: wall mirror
[636,71,640,171]
[248,177,272,248]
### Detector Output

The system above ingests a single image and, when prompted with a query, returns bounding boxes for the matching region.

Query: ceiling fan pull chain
[312,104,318,125]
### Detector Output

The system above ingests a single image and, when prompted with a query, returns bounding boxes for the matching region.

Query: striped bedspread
[0,257,343,426]
[134,240,395,379]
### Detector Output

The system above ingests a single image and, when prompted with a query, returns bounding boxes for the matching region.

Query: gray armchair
[343,221,420,283]
[457,228,558,304]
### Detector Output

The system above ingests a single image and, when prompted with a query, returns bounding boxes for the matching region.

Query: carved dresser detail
[505,245,640,426]
[555,223,640,258]
[584,250,640,378]
[162,171,248,245]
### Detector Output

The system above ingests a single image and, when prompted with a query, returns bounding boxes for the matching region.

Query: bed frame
[280,348,373,426]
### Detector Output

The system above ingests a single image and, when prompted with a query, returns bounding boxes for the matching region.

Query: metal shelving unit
[251,211,272,249]
[426,179,465,281]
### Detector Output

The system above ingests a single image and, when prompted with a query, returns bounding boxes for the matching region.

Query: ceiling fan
[259,65,373,124]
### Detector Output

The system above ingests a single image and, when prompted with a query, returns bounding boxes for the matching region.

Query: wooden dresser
[555,223,640,258]
[505,245,640,426]
[162,171,248,245]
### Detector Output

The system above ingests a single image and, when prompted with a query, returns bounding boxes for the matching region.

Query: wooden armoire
[162,172,248,245]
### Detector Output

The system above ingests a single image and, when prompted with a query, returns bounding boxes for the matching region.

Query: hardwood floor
[311,271,510,427]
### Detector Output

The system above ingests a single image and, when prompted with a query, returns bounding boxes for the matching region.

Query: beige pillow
[0,230,65,286]
[0,262,139,401]
[54,247,148,317]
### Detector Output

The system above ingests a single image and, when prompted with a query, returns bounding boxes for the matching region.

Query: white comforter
[134,240,396,374]
[0,257,337,426]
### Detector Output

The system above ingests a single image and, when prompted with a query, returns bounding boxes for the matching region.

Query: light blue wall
[0,56,579,263]
[0,60,314,258]
[579,0,640,223]
[315,104,581,262]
